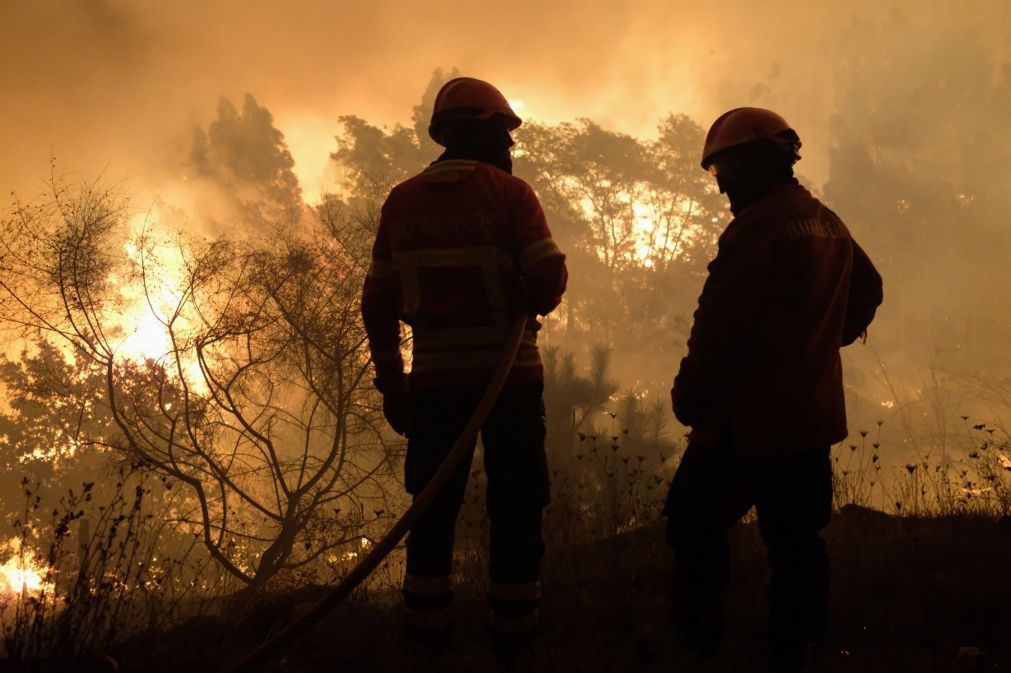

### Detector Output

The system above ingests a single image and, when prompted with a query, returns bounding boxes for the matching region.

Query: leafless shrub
[0,176,402,592]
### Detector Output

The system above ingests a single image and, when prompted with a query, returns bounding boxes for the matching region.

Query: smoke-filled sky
[3,0,1008,199]
[1,0,1010,469]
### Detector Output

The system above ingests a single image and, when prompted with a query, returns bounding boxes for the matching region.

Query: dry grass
[4,421,1011,672]
[94,504,1011,673]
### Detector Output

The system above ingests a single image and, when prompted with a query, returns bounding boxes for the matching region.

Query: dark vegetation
[2,31,1011,671]
[2,429,991,673]
[102,505,1011,673]
[3,438,1010,671]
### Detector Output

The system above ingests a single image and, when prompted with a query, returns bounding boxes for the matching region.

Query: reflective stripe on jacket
[362,159,567,389]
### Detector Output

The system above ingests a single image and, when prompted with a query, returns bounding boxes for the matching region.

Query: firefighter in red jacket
[361,77,567,665]
[663,108,883,671]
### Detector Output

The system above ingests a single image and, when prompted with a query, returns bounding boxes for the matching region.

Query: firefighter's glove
[381,377,411,437]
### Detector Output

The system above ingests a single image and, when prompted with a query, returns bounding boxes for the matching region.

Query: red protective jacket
[361,159,567,390]
[672,183,883,455]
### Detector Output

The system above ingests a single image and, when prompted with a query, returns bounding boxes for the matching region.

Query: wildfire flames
[107,207,206,389]
[0,541,52,597]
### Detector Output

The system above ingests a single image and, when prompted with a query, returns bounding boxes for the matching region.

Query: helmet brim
[429,110,522,146]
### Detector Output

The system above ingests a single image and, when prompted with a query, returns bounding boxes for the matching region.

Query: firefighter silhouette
[664,107,883,671]
[361,77,567,671]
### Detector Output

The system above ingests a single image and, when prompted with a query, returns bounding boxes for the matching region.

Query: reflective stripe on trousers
[403,573,453,632]
[488,580,541,635]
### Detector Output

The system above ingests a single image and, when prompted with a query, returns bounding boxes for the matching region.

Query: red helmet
[428,77,522,146]
[700,107,801,169]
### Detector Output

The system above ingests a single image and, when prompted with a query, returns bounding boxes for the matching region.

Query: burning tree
[0,177,399,591]
[514,115,725,347]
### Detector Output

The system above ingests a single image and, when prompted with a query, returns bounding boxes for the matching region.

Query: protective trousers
[663,439,832,668]
[402,382,549,639]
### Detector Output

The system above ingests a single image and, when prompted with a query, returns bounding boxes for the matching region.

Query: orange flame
[0,540,53,596]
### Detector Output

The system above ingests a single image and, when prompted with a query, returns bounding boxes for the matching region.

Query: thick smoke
[2,0,1009,450]
[2,0,1005,193]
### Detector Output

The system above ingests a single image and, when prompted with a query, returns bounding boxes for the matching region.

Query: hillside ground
[105,507,1011,673]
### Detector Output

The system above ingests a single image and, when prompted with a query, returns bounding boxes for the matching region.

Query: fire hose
[223,315,529,673]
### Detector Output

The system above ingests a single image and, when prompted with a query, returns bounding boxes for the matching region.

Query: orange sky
[1,0,1005,199]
